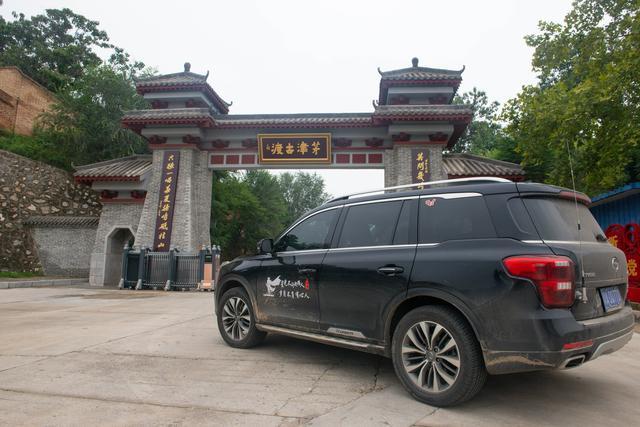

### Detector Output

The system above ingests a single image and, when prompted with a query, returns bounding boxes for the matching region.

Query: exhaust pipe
[560,354,586,369]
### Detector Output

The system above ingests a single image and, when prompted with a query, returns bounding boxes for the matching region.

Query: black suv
[215,178,635,406]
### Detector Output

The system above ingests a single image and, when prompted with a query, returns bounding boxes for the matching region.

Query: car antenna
[566,140,588,303]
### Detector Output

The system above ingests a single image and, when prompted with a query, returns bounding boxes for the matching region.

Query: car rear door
[317,198,417,342]
[256,207,341,330]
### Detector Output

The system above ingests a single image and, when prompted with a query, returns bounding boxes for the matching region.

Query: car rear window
[418,196,496,243]
[522,197,604,243]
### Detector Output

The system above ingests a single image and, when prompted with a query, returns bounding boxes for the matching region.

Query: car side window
[338,201,403,248]
[275,209,338,252]
[419,196,496,243]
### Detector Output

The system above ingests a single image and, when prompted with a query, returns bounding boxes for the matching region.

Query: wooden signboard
[153,151,180,251]
[258,133,332,164]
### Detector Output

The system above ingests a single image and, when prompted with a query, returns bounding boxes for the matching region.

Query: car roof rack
[325,177,512,204]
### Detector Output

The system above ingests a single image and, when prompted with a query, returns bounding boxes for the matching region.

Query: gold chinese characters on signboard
[411,149,431,184]
[153,151,180,251]
[258,133,331,164]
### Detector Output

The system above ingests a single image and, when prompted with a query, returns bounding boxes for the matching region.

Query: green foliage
[502,0,640,195]
[0,8,151,168]
[0,8,143,92]
[36,65,149,168]
[0,271,43,279]
[451,88,503,156]
[276,171,330,224]
[0,131,69,169]
[211,171,329,260]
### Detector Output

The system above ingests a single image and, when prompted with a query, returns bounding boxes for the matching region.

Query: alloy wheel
[222,296,251,341]
[401,321,460,393]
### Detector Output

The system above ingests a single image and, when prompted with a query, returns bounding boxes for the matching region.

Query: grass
[0,271,43,279]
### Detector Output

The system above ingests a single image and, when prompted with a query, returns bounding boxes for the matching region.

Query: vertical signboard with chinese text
[153,151,180,251]
[258,133,331,164]
[411,149,431,184]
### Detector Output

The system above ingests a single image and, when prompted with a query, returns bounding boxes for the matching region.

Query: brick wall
[384,144,446,187]
[31,226,97,277]
[89,202,143,286]
[135,148,212,252]
[0,67,55,136]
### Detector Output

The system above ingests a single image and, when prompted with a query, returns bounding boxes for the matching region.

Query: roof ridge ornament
[412,57,419,67]
[184,62,191,72]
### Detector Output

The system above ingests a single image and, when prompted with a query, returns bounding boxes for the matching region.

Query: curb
[0,278,88,289]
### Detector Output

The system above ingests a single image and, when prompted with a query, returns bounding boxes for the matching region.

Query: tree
[0,8,150,169]
[502,0,640,194]
[244,170,288,237]
[36,65,149,168]
[211,172,266,260]
[0,9,143,92]
[210,171,330,260]
[450,88,502,156]
[276,172,330,224]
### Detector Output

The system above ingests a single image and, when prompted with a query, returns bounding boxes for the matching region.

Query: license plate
[600,286,623,312]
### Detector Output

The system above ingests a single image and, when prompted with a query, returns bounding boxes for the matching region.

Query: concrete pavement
[0,287,638,426]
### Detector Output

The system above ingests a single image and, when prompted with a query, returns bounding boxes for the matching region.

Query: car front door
[256,207,341,331]
[318,198,417,342]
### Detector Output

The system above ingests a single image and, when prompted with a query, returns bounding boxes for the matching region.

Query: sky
[2,0,573,198]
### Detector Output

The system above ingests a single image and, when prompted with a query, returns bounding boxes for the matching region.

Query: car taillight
[503,256,576,308]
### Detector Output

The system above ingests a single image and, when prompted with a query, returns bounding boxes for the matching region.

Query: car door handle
[377,266,404,276]
[298,268,317,275]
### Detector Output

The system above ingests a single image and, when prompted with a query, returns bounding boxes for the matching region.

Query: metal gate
[119,246,221,291]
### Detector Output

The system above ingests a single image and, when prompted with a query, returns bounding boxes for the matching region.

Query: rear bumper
[484,306,635,375]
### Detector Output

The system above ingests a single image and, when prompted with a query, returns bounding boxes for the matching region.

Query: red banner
[153,151,180,251]
[605,222,640,302]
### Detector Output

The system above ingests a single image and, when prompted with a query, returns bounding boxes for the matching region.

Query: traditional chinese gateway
[73,59,524,287]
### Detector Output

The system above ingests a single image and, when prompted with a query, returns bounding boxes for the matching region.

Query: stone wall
[0,150,101,272]
[0,67,55,136]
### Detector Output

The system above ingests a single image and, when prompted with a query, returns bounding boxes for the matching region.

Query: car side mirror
[257,238,274,255]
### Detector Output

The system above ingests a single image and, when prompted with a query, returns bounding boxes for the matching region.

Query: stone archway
[103,227,135,287]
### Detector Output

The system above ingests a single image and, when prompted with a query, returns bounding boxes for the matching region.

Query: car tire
[217,287,266,348]
[391,305,487,407]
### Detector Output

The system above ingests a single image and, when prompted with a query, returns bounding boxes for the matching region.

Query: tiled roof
[443,153,524,177]
[74,155,152,183]
[211,113,373,129]
[378,60,464,105]
[135,70,230,114]
[373,104,473,121]
[24,216,100,228]
[122,108,215,126]
[379,66,464,82]
[135,71,208,88]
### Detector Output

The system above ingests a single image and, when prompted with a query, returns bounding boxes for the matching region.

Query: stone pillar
[384,143,447,187]
[135,147,212,252]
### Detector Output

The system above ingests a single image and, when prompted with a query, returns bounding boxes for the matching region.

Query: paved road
[0,287,638,426]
